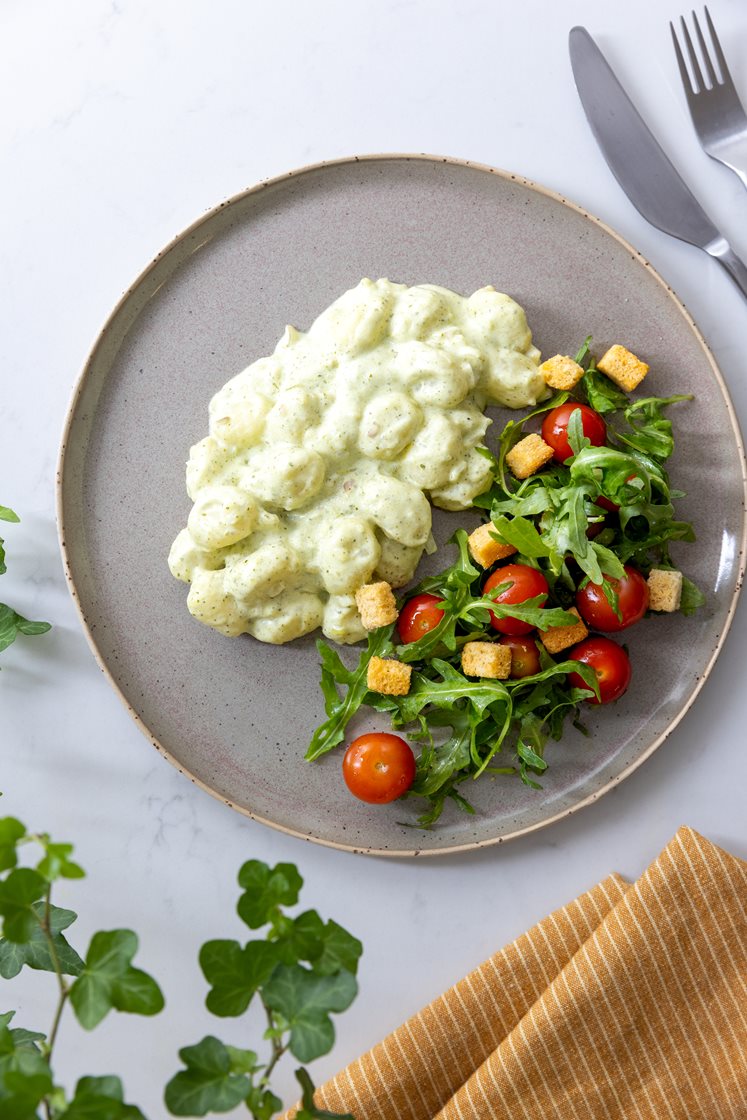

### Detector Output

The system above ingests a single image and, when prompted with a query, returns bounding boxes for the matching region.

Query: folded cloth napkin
[286,827,747,1119]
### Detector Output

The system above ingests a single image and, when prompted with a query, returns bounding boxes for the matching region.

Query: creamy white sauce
[169,279,547,644]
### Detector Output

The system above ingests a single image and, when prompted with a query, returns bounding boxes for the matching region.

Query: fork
[671,7,747,190]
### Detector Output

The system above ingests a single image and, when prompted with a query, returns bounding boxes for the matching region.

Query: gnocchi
[170,278,547,644]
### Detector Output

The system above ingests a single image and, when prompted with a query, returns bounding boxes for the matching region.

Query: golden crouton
[647,568,683,613]
[366,656,412,696]
[355,581,399,630]
[506,433,555,480]
[467,522,517,568]
[461,641,512,680]
[597,344,649,392]
[540,354,585,391]
[540,607,589,655]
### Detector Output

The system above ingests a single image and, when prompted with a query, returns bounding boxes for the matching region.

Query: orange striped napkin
[286,827,747,1119]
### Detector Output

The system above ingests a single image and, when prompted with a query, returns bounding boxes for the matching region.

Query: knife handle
[707,237,747,302]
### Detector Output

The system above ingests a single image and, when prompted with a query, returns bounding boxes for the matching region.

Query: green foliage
[166,860,361,1119]
[0,506,51,660]
[0,820,164,1118]
[70,930,164,1030]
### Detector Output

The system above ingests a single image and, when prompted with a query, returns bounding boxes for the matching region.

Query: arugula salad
[306,339,704,827]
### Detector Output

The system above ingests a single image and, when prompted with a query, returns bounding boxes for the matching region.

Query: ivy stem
[38,885,70,1064]
[260,996,288,1085]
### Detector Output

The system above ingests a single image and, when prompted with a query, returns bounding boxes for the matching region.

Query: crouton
[597,344,649,392]
[355,581,399,630]
[366,656,412,696]
[540,354,585,391]
[540,607,589,655]
[647,568,683,613]
[467,522,517,568]
[461,641,512,680]
[506,433,554,480]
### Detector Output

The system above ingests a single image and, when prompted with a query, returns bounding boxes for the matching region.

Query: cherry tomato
[575,565,649,632]
[342,733,416,804]
[499,634,541,678]
[397,593,445,644]
[541,403,607,463]
[567,636,632,704]
[483,563,549,636]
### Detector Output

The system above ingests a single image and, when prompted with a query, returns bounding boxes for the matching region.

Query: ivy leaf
[276,912,362,978]
[0,902,83,979]
[294,1067,355,1120]
[0,1021,54,1120]
[311,920,363,978]
[36,842,85,883]
[244,1086,283,1120]
[263,964,358,1063]
[198,939,278,1017]
[0,869,47,942]
[59,1075,147,1119]
[236,861,303,929]
[164,1036,252,1117]
[0,605,51,655]
[0,507,20,524]
[0,819,26,873]
[70,930,164,1030]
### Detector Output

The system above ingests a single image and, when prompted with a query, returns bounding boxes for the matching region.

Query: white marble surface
[2,0,746,1114]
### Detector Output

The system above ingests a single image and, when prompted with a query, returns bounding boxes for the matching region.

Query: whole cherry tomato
[483,563,549,636]
[499,634,541,678]
[397,593,445,644]
[567,636,632,704]
[342,733,416,804]
[575,566,649,632]
[541,403,607,463]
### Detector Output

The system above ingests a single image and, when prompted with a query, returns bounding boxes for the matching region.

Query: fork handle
[706,237,747,302]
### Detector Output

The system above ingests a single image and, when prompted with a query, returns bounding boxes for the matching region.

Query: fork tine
[670,21,694,95]
[703,5,737,92]
[679,15,705,94]
[692,10,718,88]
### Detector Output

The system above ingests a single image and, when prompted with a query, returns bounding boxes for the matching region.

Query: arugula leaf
[680,575,706,616]
[164,1036,253,1117]
[307,627,394,760]
[582,367,630,413]
[70,930,164,1030]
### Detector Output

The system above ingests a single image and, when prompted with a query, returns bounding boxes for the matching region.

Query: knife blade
[569,25,747,301]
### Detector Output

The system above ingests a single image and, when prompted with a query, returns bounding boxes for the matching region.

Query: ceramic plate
[58,154,746,855]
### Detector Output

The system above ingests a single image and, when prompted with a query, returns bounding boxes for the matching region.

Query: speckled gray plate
[58,154,747,855]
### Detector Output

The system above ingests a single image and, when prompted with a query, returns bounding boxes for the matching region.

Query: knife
[569,25,747,301]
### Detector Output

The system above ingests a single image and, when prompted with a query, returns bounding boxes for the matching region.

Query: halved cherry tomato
[567,636,632,704]
[397,593,445,644]
[575,565,649,632]
[483,563,549,636]
[342,733,416,804]
[499,634,541,678]
[541,403,607,463]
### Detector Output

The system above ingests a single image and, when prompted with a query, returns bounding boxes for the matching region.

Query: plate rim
[56,151,747,857]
